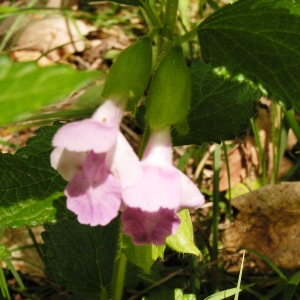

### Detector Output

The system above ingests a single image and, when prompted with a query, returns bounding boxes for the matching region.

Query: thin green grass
[211,144,221,293]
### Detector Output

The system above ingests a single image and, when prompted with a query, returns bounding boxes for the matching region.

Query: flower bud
[146,44,191,131]
[102,36,152,107]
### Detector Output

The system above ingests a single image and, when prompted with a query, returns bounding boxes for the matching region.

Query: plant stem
[112,250,127,300]
[212,144,220,263]
[162,0,179,37]
[180,28,197,43]
[211,143,221,293]
[222,142,232,221]
[27,228,43,260]
[141,0,161,28]
[138,124,151,159]
[283,109,300,141]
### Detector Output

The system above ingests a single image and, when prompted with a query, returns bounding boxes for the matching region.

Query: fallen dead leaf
[11,50,54,66]
[222,182,300,270]
[1,15,89,61]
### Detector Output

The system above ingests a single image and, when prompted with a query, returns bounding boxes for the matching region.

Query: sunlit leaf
[0,56,100,126]
[197,0,300,113]
[166,209,201,257]
[121,233,165,273]
[0,123,68,228]
[172,61,260,145]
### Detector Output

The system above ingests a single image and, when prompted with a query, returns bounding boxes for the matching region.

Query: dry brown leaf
[11,50,54,66]
[222,182,300,270]
[0,15,88,61]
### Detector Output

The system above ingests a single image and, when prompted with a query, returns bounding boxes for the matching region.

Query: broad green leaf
[121,233,165,273]
[0,244,10,261]
[73,83,105,110]
[166,209,201,257]
[41,217,119,295]
[197,0,300,113]
[172,61,260,145]
[0,56,100,126]
[0,123,69,228]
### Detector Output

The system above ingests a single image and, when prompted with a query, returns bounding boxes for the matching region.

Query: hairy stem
[162,0,179,37]
[112,249,127,300]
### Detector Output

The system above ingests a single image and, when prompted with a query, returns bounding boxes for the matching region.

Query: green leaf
[225,178,263,199]
[81,0,142,6]
[0,56,100,126]
[121,233,165,273]
[0,245,10,261]
[41,217,119,295]
[73,84,105,110]
[0,123,69,228]
[234,251,246,300]
[204,284,254,300]
[146,289,197,300]
[283,270,300,300]
[166,209,201,257]
[172,61,260,145]
[197,0,300,113]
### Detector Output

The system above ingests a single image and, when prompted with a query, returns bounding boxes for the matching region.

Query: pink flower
[51,100,142,226]
[121,127,205,245]
[51,100,121,181]
[51,101,205,245]
[65,151,121,226]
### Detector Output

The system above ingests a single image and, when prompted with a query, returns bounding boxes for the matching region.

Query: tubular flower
[51,100,121,181]
[50,100,142,226]
[121,127,205,246]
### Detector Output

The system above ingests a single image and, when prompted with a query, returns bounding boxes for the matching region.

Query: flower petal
[142,127,172,165]
[52,119,118,153]
[106,132,143,189]
[52,100,122,153]
[121,207,180,245]
[177,172,205,211]
[65,151,121,226]
[50,147,86,181]
[122,163,182,211]
[66,171,121,226]
[92,99,122,125]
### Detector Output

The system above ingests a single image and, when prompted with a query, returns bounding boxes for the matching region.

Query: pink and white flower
[51,102,205,245]
[51,100,121,181]
[50,100,142,226]
[121,127,205,245]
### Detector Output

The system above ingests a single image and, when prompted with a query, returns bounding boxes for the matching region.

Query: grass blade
[283,270,300,300]
[234,251,246,300]
[204,284,254,300]
[246,248,287,281]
